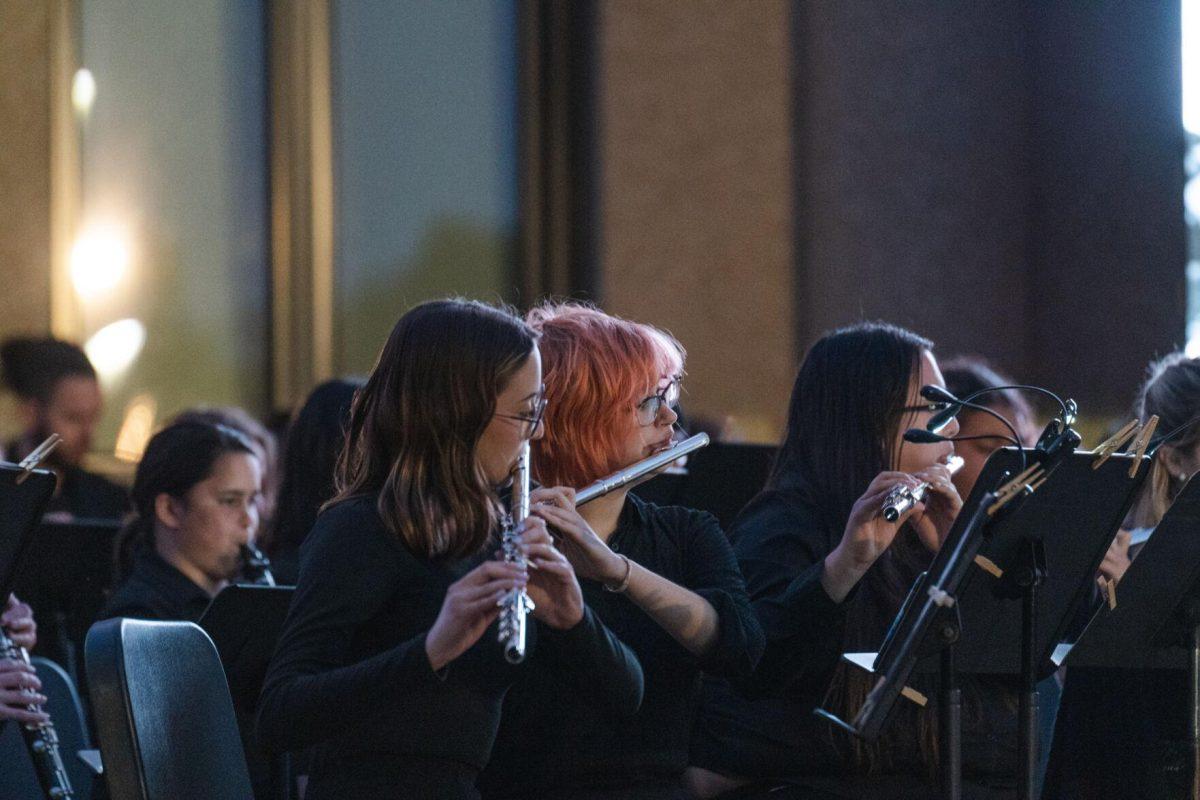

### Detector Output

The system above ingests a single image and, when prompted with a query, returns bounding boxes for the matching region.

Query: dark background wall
[793,0,1186,417]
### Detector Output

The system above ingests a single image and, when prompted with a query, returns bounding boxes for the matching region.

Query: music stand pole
[1191,621,1200,800]
[940,642,962,800]
[1016,540,1046,800]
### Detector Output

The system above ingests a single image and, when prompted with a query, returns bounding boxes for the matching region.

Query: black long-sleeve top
[480,495,764,800]
[257,496,644,800]
[98,545,213,623]
[693,485,1022,799]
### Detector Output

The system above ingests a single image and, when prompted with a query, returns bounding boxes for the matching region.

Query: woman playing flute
[257,300,642,800]
[688,322,1011,800]
[480,302,764,800]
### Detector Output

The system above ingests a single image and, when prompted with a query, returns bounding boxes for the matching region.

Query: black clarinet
[0,627,74,799]
[238,543,277,586]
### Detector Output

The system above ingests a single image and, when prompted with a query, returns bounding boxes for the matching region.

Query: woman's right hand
[425,560,527,671]
[0,658,48,725]
[821,471,925,603]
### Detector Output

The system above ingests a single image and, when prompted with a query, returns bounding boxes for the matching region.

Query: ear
[153,492,185,530]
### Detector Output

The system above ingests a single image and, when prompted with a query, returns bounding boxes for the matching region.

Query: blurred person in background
[257,378,362,585]
[0,337,129,520]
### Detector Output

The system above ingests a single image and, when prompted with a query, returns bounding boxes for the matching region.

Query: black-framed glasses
[496,394,547,438]
[900,401,951,415]
[635,378,681,426]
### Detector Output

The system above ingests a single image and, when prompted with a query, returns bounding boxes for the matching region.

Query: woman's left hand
[909,463,963,551]
[2,595,36,650]
[516,517,584,630]
[529,487,626,584]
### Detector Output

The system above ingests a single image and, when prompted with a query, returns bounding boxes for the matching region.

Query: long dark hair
[115,421,257,581]
[770,321,937,770]
[329,299,538,561]
[261,378,363,558]
[1128,353,1200,529]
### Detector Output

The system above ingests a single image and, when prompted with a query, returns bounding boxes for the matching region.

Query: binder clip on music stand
[816,391,1148,800]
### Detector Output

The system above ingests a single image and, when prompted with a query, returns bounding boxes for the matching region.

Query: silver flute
[498,442,535,664]
[576,432,710,507]
[881,455,964,522]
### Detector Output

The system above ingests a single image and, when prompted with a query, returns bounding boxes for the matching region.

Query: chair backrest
[0,656,94,800]
[85,618,253,800]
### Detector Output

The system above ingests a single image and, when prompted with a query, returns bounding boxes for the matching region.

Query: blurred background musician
[1043,352,1200,799]
[689,322,1007,800]
[257,300,641,800]
[0,337,128,521]
[256,378,362,585]
[480,303,763,800]
[100,420,262,623]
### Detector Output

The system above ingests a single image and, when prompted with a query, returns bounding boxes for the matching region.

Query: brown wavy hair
[328,299,538,560]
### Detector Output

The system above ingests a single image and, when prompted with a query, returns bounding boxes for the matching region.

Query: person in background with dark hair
[258,299,642,800]
[1043,353,1200,799]
[173,406,279,530]
[258,379,363,585]
[0,337,128,520]
[689,322,994,800]
[99,421,262,622]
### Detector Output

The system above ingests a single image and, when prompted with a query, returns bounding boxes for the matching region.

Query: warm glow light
[70,227,129,300]
[85,319,146,381]
[114,393,157,462]
[72,68,96,115]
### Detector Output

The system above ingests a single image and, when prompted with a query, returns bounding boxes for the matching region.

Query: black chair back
[85,618,253,800]
[0,656,94,800]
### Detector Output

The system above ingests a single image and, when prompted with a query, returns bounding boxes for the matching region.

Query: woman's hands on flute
[528,486,626,584]
[516,516,584,630]
[425,560,527,671]
[821,468,962,603]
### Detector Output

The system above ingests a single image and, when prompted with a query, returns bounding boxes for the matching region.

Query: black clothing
[693,485,1020,799]
[98,545,212,622]
[46,465,129,521]
[1043,668,1187,799]
[481,496,764,800]
[257,496,643,800]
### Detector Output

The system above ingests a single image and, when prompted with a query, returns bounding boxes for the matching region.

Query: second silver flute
[497,442,535,663]
[576,432,710,506]
[881,455,964,522]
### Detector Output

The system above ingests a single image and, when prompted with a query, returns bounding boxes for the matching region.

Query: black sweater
[693,485,1019,799]
[480,496,764,800]
[257,496,644,800]
[99,545,213,623]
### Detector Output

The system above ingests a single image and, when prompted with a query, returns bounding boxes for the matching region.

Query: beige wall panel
[598,0,794,442]
[0,2,53,337]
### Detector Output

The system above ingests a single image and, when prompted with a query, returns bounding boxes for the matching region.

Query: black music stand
[198,584,295,800]
[1055,473,1200,798]
[11,518,121,680]
[817,447,1149,800]
[0,465,58,602]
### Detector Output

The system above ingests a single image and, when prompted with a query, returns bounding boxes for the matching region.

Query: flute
[497,442,535,664]
[576,432,710,507]
[881,455,964,522]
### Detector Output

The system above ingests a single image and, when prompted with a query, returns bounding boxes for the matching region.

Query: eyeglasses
[495,393,547,438]
[900,402,951,415]
[635,378,681,426]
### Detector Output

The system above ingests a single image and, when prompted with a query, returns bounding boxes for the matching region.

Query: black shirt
[481,496,764,800]
[47,465,129,521]
[693,485,1019,799]
[256,496,644,800]
[99,545,213,623]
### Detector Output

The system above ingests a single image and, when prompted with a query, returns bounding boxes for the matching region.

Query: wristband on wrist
[604,554,633,593]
